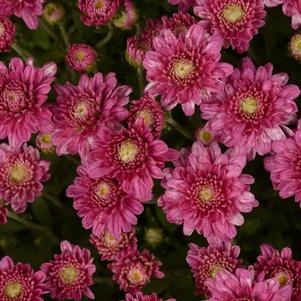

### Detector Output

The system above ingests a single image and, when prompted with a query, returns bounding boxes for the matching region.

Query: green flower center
[5,281,23,299]
[240,96,259,115]
[118,141,139,163]
[223,4,244,23]
[60,265,78,284]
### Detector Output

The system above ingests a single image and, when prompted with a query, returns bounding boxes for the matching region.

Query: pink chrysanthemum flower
[264,0,285,7]
[0,256,46,301]
[0,58,57,147]
[86,119,178,201]
[0,200,8,225]
[161,11,197,37]
[168,0,196,11]
[78,0,120,27]
[67,164,144,238]
[264,123,301,204]
[159,142,258,244]
[0,17,16,53]
[194,0,266,53]
[108,249,164,294]
[206,268,292,301]
[143,23,233,116]
[126,19,163,68]
[186,243,242,295]
[90,228,137,261]
[36,132,55,154]
[283,1,301,29]
[122,292,176,301]
[66,44,97,73]
[52,72,131,157]
[0,144,50,214]
[128,95,165,139]
[254,244,301,300]
[41,240,96,300]
[201,57,300,160]
[0,0,44,29]
[113,0,138,30]
[195,123,218,145]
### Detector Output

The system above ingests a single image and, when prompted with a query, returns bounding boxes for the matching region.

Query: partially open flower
[43,2,65,25]
[113,0,138,30]
[0,17,16,53]
[289,34,301,62]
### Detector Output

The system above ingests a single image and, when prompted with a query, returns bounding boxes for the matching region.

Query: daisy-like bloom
[0,17,16,53]
[201,57,300,160]
[264,123,301,205]
[122,292,176,301]
[52,72,131,156]
[108,249,164,294]
[78,0,120,27]
[195,123,218,145]
[194,0,266,53]
[66,44,98,73]
[41,240,96,300]
[36,132,55,153]
[161,11,197,37]
[289,34,301,62]
[186,243,242,295]
[128,95,165,139]
[206,268,292,301]
[43,2,65,26]
[90,228,137,261]
[0,256,46,301]
[0,200,8,225]
[158,142,258,244]
[67,164,144,237]
[283,1,301,29]
[0,58,57,147]
[143,23,233,116]
[168,0,196,11]
[0,144,50,214]
[254,244,301,300]
[113,0,138,30]
[0,0,44,30]
[86,119,179,201]
[126,19,163,68]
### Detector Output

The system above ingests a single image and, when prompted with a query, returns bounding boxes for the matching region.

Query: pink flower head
[168,0,196,11]
[128,95,165,139]
[0,256,46,301]
[86,119,179,201]
[161,11,197,37]
[264,0,285,7]
[90,228,137,261]
[194,0,266,53]
[0,58,57,147]
[36,132,55,154]
[206,268,292,301]
[201,57,300,160]
[0,17,16,53]
[283,1,301,29]
[143,23,233,116]
[66,44,98,73]
[78,0,120,27]
[0,144,50,214]
[264,123,301,205]
[113,0,138,30]
[122,292,176,301]
[126,19,163,68]
[41,240,96,300]
[52,72,131,157]
[255,244,301,300]
[0,0,44,29]
[67,164,144,238]
[108,249,164,294]
[158,142,258,245]
[186,242,242,295]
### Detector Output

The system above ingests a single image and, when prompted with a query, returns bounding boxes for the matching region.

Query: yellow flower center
[198,130,213,144]
[223,4,244,24]
[103,231,119,247]
[118,141,139,163]
[60,265,78,284]
[5,90,19,102]
[137,110,154,127]
[127,268,144,284]
[240,96,259,115]
[74,50,86,61]
[172,60,195,79]
[199,186,214,203]
[97,182,110,198]
[40,133,52,144]
[74,102,89,118]
[9,164,28,183]
[5,281,23,299]
[94,0,104,9]
[209,266,223,278]
[275,272,289,286]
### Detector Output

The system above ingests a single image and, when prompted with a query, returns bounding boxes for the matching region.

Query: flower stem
[43,193,73,215]
[167,117,193,140]
[40,20,62,48]
[11,44,31,60]
[137,66,145,96]
[7,212,59,244]
[58,22,69,47]
[96,23,114,49]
